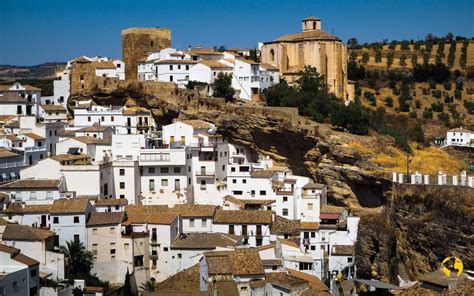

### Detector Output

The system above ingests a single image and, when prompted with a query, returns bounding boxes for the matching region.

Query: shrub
[413,63,451,83]
[415,100,421,109]
[393,87,400,95]
[444,95,453,103]
[400,40,410,50]
[431,89,442,98]
[437,112,450,126]
[385,96,394,107]
[399,55,407,66]
[423,108,433,119]
[375,50,382,63]
[361,52,369,64]
[387,52,395,67]
[443,82,452,90]
[364,91,376,106]
[409,111,417,118]
[431,102,444,112]
[464,100,474,114]
[411,54,418,66]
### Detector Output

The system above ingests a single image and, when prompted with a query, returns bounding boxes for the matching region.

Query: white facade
[0,83,41,117]
[0,245,40,296]
[446,127,473,147]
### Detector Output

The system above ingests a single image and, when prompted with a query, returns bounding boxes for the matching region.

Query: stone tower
[121,27,171,80]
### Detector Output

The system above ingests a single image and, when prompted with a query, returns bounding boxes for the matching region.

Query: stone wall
[121,27,171,80]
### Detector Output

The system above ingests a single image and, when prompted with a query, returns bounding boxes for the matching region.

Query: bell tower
[302,16,321,31]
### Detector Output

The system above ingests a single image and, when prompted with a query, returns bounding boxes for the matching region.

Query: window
[259,190,266,196]
[233,191,242,195]
[242,179,247,184]
[232,179,237,184]
[229,225,235,235]
[124,243,130,250]
[88,116,91,122]
[49,130,53,136]
[178,253,182,259]
[111,116,114,122]
[283,196,288,202]
[30,269,37,277]
[178,65,181,70]
[169,65,173,70]
[348,257,353,263]
[310,245,316,250]
[164,247,168,251]
[150,41,154,47]
[222,165,225,171]
[299,262,313,270]
[92,244,98,255]
[93,228,97,235]
[74,234,80,243]
[186,65,189,70]
[268,48,276,62]
[308,203,313,210]
[189,219,195,227]
[161,179,168,186]
[201,219,207,227]
[120,182,125,189]
[160,167,169,174]
[101,116,105,121]
[282,208,288,216]
[149,167,155,174]
[251,190,255,196]
[73,216,80,223]
[119,169,125,176]
[53,217,59,224]
[110,227,115,234]
[231,167,236,172]
[311,232,316,238]
[149,179,155,191]
[174,167,181,174]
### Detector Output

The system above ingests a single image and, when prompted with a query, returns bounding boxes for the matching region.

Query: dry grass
[349,141,466,175]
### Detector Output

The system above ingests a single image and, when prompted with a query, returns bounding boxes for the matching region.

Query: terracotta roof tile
[2,224,54,241]
[23,132,45,140]
[204,249,264,276]
[73,136,112,145]
[125,204,216,218]
[0,179,61,189]
[332,245,354,256]
[0,244,39,266]
[123,213,178,225]
[196,60,232,69]
[287,268,330,292]
[300,221,320,230]
[154,264,207,296]
[171,233,242,249]
[50,198,91,214]
[41,104,66,112]
[0,147,19,158]
[302,182,325,190]
[213,210,272,224]
[250,170,276,178]
[87,212,125,226]
[279,238,299,248]
[77,126,111,133]
[271,216,301,235]
[272,29,339,43]
[95,198,128,206]
[3,203,52,214]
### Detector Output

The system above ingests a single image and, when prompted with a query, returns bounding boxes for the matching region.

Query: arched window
[270,49,275,62]
[313,22,316,30]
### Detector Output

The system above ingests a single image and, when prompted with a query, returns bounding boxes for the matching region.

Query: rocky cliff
[70,81,473,286]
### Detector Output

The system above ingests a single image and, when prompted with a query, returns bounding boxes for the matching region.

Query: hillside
[0,62,66,80]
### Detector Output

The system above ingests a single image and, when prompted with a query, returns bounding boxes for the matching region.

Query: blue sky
[1,0,473,66]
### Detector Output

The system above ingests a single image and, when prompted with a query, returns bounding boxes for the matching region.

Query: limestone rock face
[71,84,473,287]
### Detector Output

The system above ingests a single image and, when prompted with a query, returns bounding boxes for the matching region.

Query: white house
[212,210,272,247]
[0,83,41,117]
[49,198,94,247]
[446,127,473,147]
[154,60,196,86]
[0,178,67,204]
[0,244,40,296]
[39,104,68,123]
[0,224,65,280]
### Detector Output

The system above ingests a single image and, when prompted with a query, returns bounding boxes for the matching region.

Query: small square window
[149,167,155,174]
[53,217,59,224]
[74,216,80,223]
[120,182,125,189]
[174,167,181,174]
[119,169,125,176]
[92,229,97,235]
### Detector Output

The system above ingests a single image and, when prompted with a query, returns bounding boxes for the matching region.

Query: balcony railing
[0,161,27,169]
[196,171,215,178]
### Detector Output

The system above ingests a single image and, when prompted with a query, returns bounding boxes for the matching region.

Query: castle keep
[261,17,352,100]
[122,27,172,80]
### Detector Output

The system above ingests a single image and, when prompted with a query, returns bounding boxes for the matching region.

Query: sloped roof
[41,104,66,112]
[87,212,125,226]
[3,203,52,214]
[2,224,54,241]
[271,216,301,235]
[0,147,19,158]
[204,249,264,276]
[154,264,207,296]
[171,233,241,249]
[125,204,216,218]
[23,132,45,140]
[332,245,354,256]
[50,198,91,214]
[213,210,272,224]
[73,136,112,145]
[154,59,196,65]
[0,179,61,189]
[300,221,320,230]
[197,60,233,69]
[0,244,39,266]
[123,213,178,225]
[287,268,330,292]
[279,238,299,248]
[50,153,90,163]
[0,84,41,91]
[77,126,111,133]
[250,170,276,178]
[179,119,213,129]
[95,198,128,206]
[267,272,307,290]
[270,29,340,43]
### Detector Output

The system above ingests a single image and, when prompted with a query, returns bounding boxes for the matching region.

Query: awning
[320,213,340,220]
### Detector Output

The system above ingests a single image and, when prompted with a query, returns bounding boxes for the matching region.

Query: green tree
[212,72,235,102]
[347,37,359,49]
[361,52,369,64]
[411,54,418,66]
[399,55,407,66]
[140,279,156,293]
[387,52,395,67]
[385,96,394,107]
[375,50,382,63]
[59,241,93,278]
[249,48,259,62]
[123,269,134,296]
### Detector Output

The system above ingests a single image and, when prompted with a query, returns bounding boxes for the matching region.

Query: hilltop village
[0,17,472,296]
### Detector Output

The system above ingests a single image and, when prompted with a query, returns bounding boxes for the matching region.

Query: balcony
[139,148,186,166]
[0,161,27,169]
[195,171,215,178]
[24,146,47,152]
[150,254,158,260]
